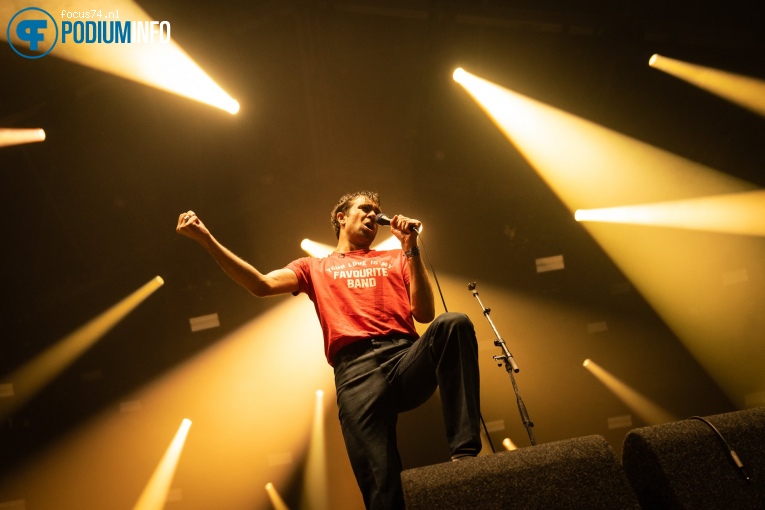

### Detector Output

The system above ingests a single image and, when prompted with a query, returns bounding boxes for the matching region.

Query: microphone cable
[688,415,751,482]
[376,213,448,312]
[379,212,498,452]
[413,232,497,453]
[416,233,448,313]
[418,229,503,453]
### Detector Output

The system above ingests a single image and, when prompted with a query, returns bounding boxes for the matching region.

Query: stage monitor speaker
[401,434,640,510]
[622,407,765,509]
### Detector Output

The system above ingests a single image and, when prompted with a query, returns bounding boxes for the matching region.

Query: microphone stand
[468,282,536,446]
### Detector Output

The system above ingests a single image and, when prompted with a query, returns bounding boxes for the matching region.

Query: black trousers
[333,312,482,510]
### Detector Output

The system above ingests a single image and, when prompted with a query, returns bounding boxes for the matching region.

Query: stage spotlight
[583,359,676,425]
[301,388,328,510]
[133,418,192,510]
[0,2,239,114]
[372,235,401,251]
[454,67,765,409]
[649,54,765,118]
[502,437,518,451]
[451,67,755,211]
[575,189,765,237]
[301,235,399,257]
[0,276,164,420]
[301,239,334,258]
[0,128,46,148]
[1,295,335,509]
[265,482,290,510]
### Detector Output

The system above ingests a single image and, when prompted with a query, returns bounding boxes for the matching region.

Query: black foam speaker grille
[401,434,640,510]
[622,407,765,509]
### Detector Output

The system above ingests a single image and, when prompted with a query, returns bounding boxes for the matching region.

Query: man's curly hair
[330,191,380,239]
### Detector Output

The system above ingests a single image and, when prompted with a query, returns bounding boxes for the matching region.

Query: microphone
[376,213,420,233]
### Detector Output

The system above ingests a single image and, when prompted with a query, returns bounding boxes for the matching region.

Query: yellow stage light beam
[132,418,192,510]
[575,189,765,237]
[0,295,345,509]
[0,275,164,420]
[583,359,677,425]
[300,239,335,258]
[265,482,291,510]
[3,272,714,508]
[452,67,756,211]
[300,389,328,510]
[453,67,765,409]
[649,54,765,117]
[301,235,399,257]
[373,234,405,251]
[502,438,518,451]
[1,1,239,114]
[0,128,46,148]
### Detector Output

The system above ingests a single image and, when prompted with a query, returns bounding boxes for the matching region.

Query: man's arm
[390,214,435,323]
[176,211,298,297]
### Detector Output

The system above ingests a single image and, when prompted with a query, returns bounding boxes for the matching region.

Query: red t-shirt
[287,249,418,365]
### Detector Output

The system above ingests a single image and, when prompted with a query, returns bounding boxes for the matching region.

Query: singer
[176,191,482,509]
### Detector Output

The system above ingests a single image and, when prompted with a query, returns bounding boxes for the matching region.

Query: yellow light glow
[0,1,239,114]
[2,272,696,508]
[301,235,400,257]
[453,67,467,83]
[0,128,46,148]
[300,239,335,258]
[584,359,677,425]
[452,67,756,211]
[575,189,765,236]
[301,387,328,510]
[649,54,765,117]
[583,359,590,367]
[0,296,343,509]
[133,418,193,510]
[373,235,402,251]
[502,437,518,451]
[265,482,291,510]
[455,68,765,409]
[0,275,164,420]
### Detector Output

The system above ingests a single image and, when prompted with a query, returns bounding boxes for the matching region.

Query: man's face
[341,196,380,243]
